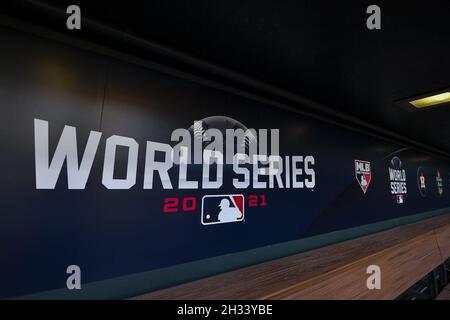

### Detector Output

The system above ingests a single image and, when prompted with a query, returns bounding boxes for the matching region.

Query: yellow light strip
[409,91,450,108]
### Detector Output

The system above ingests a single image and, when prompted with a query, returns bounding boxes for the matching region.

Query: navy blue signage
[0,27,449,298]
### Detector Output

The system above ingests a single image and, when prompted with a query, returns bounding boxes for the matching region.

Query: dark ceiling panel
[2,0,450,152]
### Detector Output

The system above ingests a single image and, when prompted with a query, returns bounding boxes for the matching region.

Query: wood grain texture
[132,214,450,300]
[264,231,441,299]
[435,285,450,300]
[434,223,450,259]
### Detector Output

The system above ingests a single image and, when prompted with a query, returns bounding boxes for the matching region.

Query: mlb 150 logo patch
[355,160,371,194]
[201,194,245,225]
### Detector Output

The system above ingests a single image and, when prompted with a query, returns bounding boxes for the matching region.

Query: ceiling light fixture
[396,89,450,111]
[409,91,450,109]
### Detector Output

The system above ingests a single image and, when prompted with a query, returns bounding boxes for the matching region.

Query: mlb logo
[396,195,404,204]
[201,194,245,225]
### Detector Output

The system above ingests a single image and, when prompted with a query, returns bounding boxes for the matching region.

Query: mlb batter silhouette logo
[201,194,245,225]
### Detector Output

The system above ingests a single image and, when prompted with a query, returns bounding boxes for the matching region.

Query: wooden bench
[436,284,450,300]
[133,213,450,300]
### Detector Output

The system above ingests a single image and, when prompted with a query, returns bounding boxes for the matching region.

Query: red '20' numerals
[163,197,196,213]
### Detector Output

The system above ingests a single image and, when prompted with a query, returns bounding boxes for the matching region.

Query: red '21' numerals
[248,194,267,207]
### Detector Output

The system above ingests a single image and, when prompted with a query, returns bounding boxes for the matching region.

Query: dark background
[0,0,450,299]
[2,0,450,156]
[0,25,449,298]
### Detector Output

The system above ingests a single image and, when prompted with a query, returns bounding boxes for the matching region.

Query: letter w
[34,119,102,189]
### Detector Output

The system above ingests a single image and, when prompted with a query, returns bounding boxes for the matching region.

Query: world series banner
[0,26,450,298]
